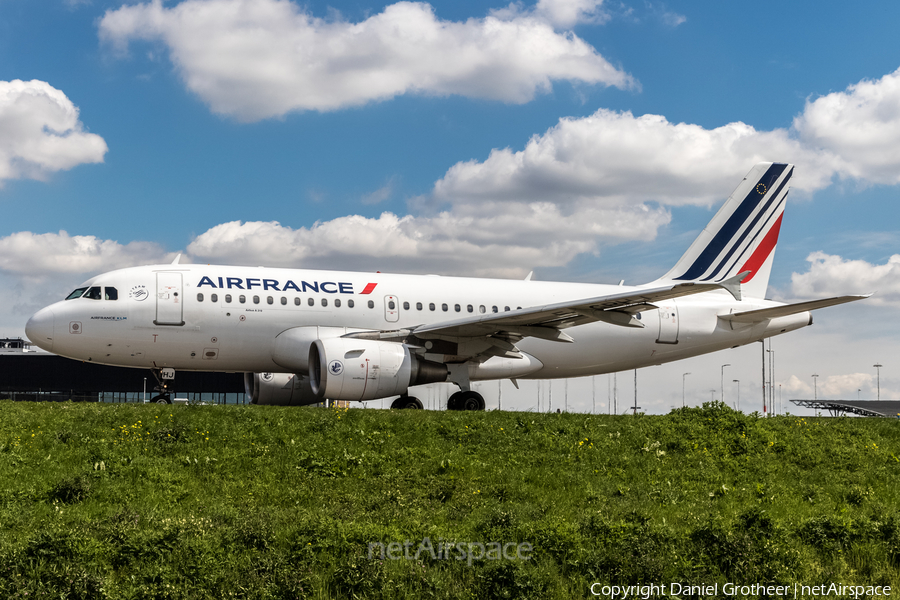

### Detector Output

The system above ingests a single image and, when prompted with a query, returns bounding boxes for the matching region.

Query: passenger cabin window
[429,303,435,311]
[105,287,118,300]
[454,304,461,312]
[479,305,486,314]
[367,300,374,309]
[308,298,314,306]
[442,303,448,312]
[335,299,341,308]
[467,304,473,313]
[504,306,510,311]
[280,297,287,305]
[225,294,232,303]
[403,301,410,310]
[294,298,301,306]
[197,293,204,302]
[416,302,423,311]
[267,296,274,305]
[348,299,355,308]
[84,286,102,300]
[239,295,246,304]
[321,298,328,307]
[388,300,396,310]
[66,287,88,300]
[253,295,260,304]
[211,294,218,302]
[492,306,498,313]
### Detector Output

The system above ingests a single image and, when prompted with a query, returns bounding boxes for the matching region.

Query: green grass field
[1,399,899,599]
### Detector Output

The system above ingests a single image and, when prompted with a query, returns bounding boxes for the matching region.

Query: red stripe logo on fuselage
[360,283,378,295]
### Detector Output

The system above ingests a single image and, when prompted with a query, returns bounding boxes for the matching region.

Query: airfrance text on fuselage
[197,277,377,295]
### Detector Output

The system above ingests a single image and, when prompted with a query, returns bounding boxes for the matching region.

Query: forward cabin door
[155,272,184,326]
[656,303,679,344]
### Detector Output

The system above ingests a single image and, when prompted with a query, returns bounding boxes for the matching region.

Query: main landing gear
[391,395,424,409]
[447,390,485,411]
[389,390,486,410]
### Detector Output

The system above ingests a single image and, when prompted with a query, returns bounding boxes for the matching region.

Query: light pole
[733,379,740,411]
[682,372,691,408]
[812,374,819,401]
[874,363,883,401]
[710,389,716,402]
[766,348,775,416]
[721,364,731,405]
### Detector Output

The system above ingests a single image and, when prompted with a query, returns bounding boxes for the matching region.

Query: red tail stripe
[739,213,783,283]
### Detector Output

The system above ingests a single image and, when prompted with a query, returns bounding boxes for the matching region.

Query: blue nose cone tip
[25,307,55,352]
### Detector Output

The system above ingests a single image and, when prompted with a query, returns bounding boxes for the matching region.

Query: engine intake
[309,338,447,401]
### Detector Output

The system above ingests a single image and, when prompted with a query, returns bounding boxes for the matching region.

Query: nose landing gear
[149,367,176,404]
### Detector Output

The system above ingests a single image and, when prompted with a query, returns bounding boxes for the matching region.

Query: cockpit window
[84,286,102,300]
[105,287,118,300]
[65,287,88,300]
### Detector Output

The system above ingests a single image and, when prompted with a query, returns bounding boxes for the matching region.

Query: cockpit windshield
[65,287,88,300]
[83,286,102,300]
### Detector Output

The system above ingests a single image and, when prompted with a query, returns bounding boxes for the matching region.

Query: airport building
[0,338,245,403]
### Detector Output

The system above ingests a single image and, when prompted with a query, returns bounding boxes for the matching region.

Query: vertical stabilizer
[657,162,793,299]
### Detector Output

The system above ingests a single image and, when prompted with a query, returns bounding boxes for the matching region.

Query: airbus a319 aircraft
[26,163,867,409]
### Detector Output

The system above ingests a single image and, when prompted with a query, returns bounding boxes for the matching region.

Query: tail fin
[658,162,793,299]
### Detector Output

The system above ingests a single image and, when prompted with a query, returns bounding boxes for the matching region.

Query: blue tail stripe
[703,190,788,282]
[674,163,789,280]
[699,167,793,281]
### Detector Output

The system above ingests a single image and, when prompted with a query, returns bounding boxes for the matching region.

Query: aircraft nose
[25,306,55,352]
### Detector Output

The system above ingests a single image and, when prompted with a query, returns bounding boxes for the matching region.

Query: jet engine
[244,372,320,406]
[309,338,447,401]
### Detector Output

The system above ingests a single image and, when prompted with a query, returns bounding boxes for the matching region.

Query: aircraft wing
[722,294,871,323]
[411,279,741,340]
[346,274,747,363]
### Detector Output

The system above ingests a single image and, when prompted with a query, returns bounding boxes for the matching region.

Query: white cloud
[0,80,107,185]
[361,176,398,205]
[99,0,635,121]
[492,0,610,28]
[434,108,839,208]
[783,373,874,399]
[186,203,669,277]
[794,67,900,185]
[789,252,900,306]
[0,230,174,278]
[535,0,609,27]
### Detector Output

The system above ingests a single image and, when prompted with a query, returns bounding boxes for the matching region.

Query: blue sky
[3,0,900,412]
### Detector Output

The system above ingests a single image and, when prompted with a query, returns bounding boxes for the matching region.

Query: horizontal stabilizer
[723,294,871,323]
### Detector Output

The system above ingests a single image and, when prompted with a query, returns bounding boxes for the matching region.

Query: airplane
[25,162,868,409]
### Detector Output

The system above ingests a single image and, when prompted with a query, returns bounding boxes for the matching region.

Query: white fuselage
[25,263,810,380]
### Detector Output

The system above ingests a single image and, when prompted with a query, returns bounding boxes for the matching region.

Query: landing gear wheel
[151,394,171,404]
[447,391,485,411]
[391,396,424,409]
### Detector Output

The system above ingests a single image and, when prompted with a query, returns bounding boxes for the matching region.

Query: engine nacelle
[309,338,447,401]
[244,372,320,406]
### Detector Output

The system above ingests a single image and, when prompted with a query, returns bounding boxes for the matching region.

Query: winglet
[718,270,750,301]
[171,253,182,265]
